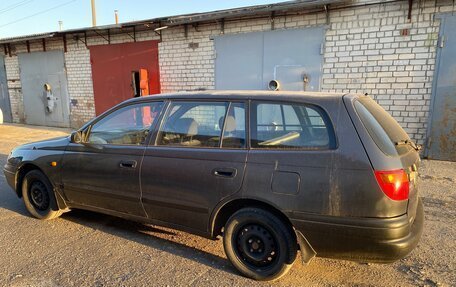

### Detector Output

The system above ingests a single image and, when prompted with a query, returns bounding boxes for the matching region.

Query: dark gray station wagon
[3,91,423,280]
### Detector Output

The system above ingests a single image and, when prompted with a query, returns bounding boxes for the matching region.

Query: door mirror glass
[71,130,84,144]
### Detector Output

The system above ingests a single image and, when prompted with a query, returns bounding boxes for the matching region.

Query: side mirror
[70,131,84,144]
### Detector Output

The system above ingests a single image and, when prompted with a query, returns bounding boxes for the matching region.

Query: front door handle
[213,168,237,178]
[119,160,137,169]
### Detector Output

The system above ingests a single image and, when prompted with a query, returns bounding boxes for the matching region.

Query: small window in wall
[131,71,140,97]
[251,102,333,149]
[131,69,149,97]
[157,101,229,148]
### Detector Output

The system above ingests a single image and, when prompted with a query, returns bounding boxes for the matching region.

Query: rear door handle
[119,160,137,169]
[213,168,237,178]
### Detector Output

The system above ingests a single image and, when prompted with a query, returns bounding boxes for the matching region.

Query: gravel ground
[0,123,454,287]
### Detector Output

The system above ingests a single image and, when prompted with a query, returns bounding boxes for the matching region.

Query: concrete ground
[0,123,454,287]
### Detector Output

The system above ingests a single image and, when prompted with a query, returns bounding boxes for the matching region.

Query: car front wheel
[22,170,62,220]
[223,207,297,281]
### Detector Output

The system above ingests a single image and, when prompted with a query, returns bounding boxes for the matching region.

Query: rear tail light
[374,169,410,201]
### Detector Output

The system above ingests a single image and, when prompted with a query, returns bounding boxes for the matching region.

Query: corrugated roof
[0,0,346,44]
[163,0,344,25]
[0,32,55,44]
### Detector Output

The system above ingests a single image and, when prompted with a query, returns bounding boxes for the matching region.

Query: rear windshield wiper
[395,139,422,151]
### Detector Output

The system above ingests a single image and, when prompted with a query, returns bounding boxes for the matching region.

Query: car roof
[124,90,353,104]
[82,91,365,130]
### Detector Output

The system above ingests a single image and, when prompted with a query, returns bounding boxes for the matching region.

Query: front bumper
[3,165,16,192]
[290,198,424,263]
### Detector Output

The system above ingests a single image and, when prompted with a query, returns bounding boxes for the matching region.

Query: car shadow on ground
[0,153,236,277]
[61,209,237,276]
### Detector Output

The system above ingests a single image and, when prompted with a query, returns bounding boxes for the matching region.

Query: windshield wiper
[395,139,422,151]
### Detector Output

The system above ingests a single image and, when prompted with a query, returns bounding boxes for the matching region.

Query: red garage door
[90,40,160,115]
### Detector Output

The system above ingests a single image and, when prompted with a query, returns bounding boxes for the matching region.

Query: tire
[223,207,297,281]
[22,170,62,220]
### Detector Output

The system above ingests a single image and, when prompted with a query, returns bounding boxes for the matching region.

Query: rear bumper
[290,198,424,263]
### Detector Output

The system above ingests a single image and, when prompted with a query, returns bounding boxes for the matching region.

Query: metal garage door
[215,27,325,91]
[0,56,12,123]
[18,51,70,127]
[427,14,456,161]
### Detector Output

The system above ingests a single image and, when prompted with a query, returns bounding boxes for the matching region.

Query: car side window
[221,103,246,148]
[251,102,331,149]
[157,101,228,148]
[87,102,163,145]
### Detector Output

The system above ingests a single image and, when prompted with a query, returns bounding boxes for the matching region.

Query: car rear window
[354,97,410,156]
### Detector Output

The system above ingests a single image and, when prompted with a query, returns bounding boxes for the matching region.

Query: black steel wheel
[22,170,62,220]
[223,207,297,281]
[29,180,50,211]
[234,223,279,269]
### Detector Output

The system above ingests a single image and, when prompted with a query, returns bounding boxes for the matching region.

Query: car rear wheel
[223,207,297,281]
[22,170,62,220]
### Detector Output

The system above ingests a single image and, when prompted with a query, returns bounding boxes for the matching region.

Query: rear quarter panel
[240,95,404,218]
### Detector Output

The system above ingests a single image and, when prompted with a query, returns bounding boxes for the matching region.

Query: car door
[141,100,248,233]
[61,101,164,216]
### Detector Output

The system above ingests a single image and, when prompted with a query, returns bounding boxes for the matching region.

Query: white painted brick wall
[64,42,96,127]
[3,32,160,127]
[319,1,452,144]
[4,56,22,123]
[153,0,454,144]
[159,25,216,93]
[2,0,455,144]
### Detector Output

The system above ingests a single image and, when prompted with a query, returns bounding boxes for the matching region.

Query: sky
[0,0,288,39]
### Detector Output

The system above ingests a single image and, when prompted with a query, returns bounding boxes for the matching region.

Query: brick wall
[3,31,160,127]
[320,0,453,145]
[3,38,96,127]
[159,26,215,93]
[155,0,456,145]
[64,43,96,127]
[4,56,23,123]
[2,0,455,145]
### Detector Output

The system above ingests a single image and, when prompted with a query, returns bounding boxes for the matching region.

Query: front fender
[14,159,68,211]
[9,136,70,193]
[6,136,70,211]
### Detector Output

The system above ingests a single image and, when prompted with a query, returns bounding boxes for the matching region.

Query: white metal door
[18,51,70,127]
[215,27,325,91]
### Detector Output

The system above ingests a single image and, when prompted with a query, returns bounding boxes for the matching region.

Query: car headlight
[6,151,22,166]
